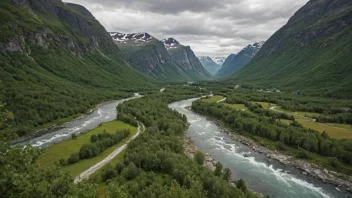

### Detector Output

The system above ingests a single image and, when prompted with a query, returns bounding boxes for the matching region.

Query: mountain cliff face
[110,32,179,79]
[216,42,264,77]
[0,0,153,137]
[109,34,211,81]
[162,38,212,80]
[229,0,352,98]
[198,56,222,75]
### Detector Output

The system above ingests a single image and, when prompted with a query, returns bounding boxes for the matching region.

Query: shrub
[214,162,223,176]
[329,157,339,168]
[194,151,205,165]
[121,162,139,180]
[90,134,98,142]
[68,152,80,164]
[71,133,77,140]
[296,149,311,159]
[223,168,232,182]
[59,158,67,166]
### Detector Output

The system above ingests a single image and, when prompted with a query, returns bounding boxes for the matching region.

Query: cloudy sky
[67,0,308,57]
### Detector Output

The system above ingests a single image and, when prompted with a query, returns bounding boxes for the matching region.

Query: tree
[194,151,205,165]
[90,134,98,142]
[108,182,128,198]
[121,162,139,180]
[214,162,223,176]
[236,178,247,192]
[223,168,232,182]
[68,152,80,164]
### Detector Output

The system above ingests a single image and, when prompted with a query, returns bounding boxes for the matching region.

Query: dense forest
[0,87,262,197]
[192,98,352,166]
[97,88,260,197]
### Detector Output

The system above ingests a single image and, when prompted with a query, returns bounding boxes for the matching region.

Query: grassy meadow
[38,121,137,177]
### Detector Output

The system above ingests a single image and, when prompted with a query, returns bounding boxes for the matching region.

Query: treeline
[61,129,130,166]
[192,100,352,166]
[224,90,352,124]
[225,96,295,121]
[99,90,259,198]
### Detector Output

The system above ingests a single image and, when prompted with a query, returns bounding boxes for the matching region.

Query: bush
[194,151,205,165]
[90,134,98,142]
[59,158,67,166]
[329,157,339,168]
[102,165,117,182]
[71,133,77,140]
[121,162,139,180]
[68,153,80,164]
[116,163,125,174]
[223,168,232,182]
[296,149,311,159]
[236,178,247,192]
[79,143,100,159]
[214,162,223,176]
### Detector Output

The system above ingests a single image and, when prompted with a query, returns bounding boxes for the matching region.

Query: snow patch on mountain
[109,32,154,44]
[211,57,226,65]
[161,38,181,49]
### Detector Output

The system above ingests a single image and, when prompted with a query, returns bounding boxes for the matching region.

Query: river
[169,98,351,198]
[14,97,138,148]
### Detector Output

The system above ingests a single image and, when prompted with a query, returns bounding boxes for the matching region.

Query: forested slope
[0,0,154,138]
[228,0,352,98]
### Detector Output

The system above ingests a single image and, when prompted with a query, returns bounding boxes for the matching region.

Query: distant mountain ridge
[198,56,222,75]
[109,33,211,81]
[228,0,352,98]
[216,41,264,77]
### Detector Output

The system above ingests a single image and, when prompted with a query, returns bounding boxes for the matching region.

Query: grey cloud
[67,0,232,14]
[66,0,309,56]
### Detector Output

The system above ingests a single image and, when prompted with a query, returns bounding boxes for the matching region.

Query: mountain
[0,0,153,138]
[211,57,226,65]
[228,0,352,98]
[198,56,221,75]
[162,38,212,80]
[110,33,211,81]
[216,42,264,77]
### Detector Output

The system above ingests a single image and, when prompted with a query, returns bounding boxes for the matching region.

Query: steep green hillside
[229,0,352,98]
[0,0,154,138]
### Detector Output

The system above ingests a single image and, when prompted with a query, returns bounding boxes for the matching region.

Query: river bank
[209,119,352,192]
[183,136,264,197]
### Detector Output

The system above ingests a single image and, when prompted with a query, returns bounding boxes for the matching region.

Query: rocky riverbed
[184,137,218,171]
[213,120,352,192]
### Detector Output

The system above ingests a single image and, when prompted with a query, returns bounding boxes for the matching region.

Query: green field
[296,118,352,139]
[253,101,275,109]
[223,103,248,111]
[272,107,352,139]
[202,95,225,103]
[275,107,321,118]
[276,119,293,125]
[38,121,137,176]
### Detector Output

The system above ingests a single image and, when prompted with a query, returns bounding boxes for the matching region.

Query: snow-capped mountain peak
[244,41,265,53]
[161,38,181,49]
[109,32,154,43]
[198,56,225,66]
[211,57,226,65]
